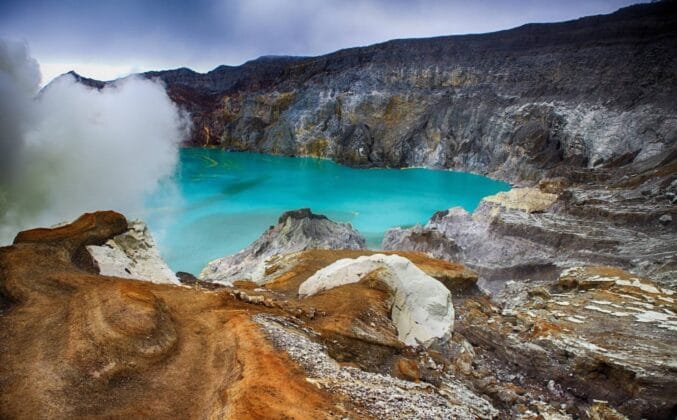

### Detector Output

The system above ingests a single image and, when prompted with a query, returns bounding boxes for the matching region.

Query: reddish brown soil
[0,212,349,419]
[1,212,474,418]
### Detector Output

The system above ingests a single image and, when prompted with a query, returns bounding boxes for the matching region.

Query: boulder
[199,208,366,285]
[481,187,558,214]
[298,254,454,347]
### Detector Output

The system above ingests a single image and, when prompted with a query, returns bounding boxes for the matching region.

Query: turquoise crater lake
[144,149,510,275]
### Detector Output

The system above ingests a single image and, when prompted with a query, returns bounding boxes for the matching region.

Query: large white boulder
[87,220,180,285]
[299,254,454,347]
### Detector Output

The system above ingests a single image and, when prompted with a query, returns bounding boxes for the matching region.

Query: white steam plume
[0,39,190,243]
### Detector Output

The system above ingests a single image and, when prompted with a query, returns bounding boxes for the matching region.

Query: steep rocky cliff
[129,2,677,183]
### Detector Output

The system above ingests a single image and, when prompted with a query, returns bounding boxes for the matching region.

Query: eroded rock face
[1,212,338,418]
[383,151,677,292]
[83,2,677,185]
[86,220,179,285]
[0,212,500,418]
[199,208,366,285]
[456,266,677,419]
[299,254,454,347]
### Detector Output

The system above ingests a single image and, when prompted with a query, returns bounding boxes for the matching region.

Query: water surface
[145,149,509,274]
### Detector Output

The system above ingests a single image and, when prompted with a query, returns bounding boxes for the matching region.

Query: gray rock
[199,208,366,285]
[382,225,462,261]
[75,3,676,184]
[86,220,180,285]
[457,267,677,419]
[254,314,497,419]
[659,214,672,225]
[383,179,677,292]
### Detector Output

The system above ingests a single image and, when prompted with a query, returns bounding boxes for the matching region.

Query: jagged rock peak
[278,208,328,224]
[199,208,366,285]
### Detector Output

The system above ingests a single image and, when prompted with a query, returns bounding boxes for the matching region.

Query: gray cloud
[0,0,645,81]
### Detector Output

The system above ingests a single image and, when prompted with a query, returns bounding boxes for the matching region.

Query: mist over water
[0,38,190,244]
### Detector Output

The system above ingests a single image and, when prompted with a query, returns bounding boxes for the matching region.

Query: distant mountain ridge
[69,1,676,182]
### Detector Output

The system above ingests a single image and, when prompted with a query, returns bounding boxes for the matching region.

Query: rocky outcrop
[86,220,179,285]
[94,2,677,185]
[383,150,677,292]
[0,212,350,418]
[481,187,558,213]
[199,208,365,285]
[299,254,454,347]
[456,266,677,419]
[0,212,498,418]
[3,211,675,418]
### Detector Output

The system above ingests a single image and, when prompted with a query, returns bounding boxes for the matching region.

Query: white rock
[87,220,179,285]
[299,254,454,347]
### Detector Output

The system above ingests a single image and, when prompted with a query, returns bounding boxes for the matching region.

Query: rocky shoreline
[383,147,676,292]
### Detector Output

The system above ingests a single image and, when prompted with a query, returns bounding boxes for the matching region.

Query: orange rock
[0,212,352,419]
[392,358,421,382]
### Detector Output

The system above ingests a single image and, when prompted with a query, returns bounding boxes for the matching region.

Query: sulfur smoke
[0,39,190,244]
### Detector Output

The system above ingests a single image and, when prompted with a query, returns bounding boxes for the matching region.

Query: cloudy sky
[1,0,644,84]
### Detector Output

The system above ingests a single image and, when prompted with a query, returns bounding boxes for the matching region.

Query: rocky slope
[199,208,366,285]
[383,148,677,292]
[2,211,675,418]
[113,2,677,184]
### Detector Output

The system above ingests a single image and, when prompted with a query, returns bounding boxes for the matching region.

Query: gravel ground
[253,313,497,419]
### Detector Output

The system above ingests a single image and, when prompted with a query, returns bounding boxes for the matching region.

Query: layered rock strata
[456,266,677,419]
[383,150,677,292]
[96,2,677,185]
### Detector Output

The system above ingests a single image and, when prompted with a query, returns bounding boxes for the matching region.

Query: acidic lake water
[144,149,510,274]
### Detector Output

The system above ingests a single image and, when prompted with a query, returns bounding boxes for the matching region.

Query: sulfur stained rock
[0,211,347,419]
[586,400,629,420]
[4,211,676,418]
[392,357,421,382]
[538,177,571,194]
[481,188,558,214]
